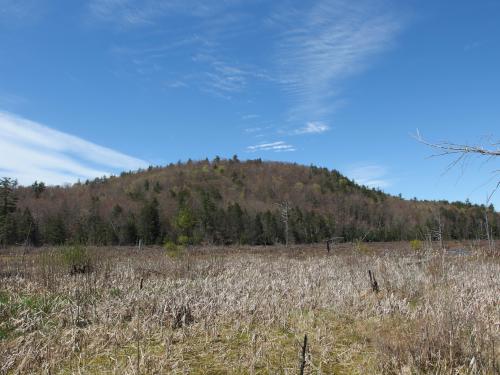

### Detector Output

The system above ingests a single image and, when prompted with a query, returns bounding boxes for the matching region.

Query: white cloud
[88,0,405,134]
[293,121,329,135]
[96,2,273,99]
[276,0,402,119]
[0,111,148,186]
[347,164,391,189]
[246,141,296,153]
[195,55,273,98]
[204,63,247,94]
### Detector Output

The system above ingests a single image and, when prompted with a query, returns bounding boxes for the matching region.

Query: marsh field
[0,242,499,374]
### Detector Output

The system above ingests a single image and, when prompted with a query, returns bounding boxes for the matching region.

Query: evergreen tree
[31,181,46,198]
[174,206,196,243]
[0,214,17,245]
[43,215,67,245]
[173,189,196,244]
[73,216,89,244]
[226,203,245,244]
[138,198,161,244]
[0,177,18,245]
[18,208,39,246]
[123,213,138,244]
[252,213,264,245]
[262,210,279,245]
[153,181,162,193]
[289,207,305,243]
[0,178,17,215]
[200,190,217,242]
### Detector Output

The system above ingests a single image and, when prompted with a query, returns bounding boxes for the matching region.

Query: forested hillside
[1,158,498,246]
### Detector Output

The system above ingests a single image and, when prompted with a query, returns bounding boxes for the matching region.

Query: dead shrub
[171,304,194,329]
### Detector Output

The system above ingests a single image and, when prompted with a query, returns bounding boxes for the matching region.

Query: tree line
[1,160,499,246]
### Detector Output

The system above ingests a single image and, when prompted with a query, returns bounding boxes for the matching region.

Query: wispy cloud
[246,141,296,153]
[292,121,330,135]
[346,164,391,189]
[193,54,274,99]
[242,114,260,120]
[111,37,270,99]
[203,60,248,95]
[166,80,189,89]
[0,111,148,186]
[97,1,274,99]
[89,0,405,134]
[0,0,45,25]
[464,41,483,52]
[88,0,174,27]
[244,127,262,133]
[276,0,402,119]
[88,0,254,28]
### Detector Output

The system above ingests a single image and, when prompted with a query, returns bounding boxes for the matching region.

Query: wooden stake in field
[368,270,379,293]
[136,304,141,375]
[299,334,307,375]
[326,237,343,253]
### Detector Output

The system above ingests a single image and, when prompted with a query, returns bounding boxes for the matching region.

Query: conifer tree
[138,198,161,244]
[31,181,46,198]
[252,213,264,245]
[43,215,67,245]
[0,177,17,217]
[0,177,18,245]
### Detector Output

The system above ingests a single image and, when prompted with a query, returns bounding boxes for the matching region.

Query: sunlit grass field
[1,242,499,374]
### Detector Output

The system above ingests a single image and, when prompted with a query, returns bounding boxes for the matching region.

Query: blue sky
[0,0,499,207]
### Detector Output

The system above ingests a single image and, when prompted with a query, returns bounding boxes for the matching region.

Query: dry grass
[0,243,499,374]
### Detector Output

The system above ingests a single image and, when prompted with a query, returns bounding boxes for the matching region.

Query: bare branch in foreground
[414,130,499,203]
[414,130,500,157]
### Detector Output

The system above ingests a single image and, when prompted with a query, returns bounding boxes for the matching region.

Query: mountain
[2,158,498,246]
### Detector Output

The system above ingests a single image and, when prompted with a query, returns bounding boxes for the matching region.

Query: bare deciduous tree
[275,200,290,247]
[416,131,499,252]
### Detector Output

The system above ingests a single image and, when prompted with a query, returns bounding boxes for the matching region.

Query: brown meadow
[0,242,499,374]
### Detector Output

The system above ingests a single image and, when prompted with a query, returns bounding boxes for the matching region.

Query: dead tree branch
[415,130,500,202]
[414,130,500,157]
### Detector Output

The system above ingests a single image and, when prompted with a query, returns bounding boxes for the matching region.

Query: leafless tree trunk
[437,212,443,250]
[484,209,495,253]
[276,201,290,247]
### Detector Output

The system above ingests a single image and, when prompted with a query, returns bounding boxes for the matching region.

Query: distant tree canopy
[1,159,499,247]
[31,181,46,198]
